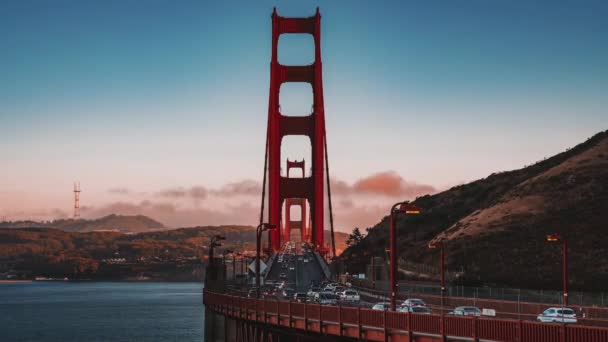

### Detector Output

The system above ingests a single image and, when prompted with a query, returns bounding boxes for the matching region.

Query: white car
[397,306,432,314]
[338,289,360,302]
[323,284,338,292]
[448,306,482,317]
[372,302,391,311]
[537,307,577,324]
[402,298,426,307]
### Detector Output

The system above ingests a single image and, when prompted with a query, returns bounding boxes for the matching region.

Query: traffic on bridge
[202,7,608,342]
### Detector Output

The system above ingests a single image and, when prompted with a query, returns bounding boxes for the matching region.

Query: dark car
[293,292,307,303]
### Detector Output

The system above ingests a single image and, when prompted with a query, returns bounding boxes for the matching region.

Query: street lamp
[256,223,277,297]
[428,241,446,311]
[547,233,568,306]
[222,249,234,280]
[208,234,226,262]
[389,201,421,311]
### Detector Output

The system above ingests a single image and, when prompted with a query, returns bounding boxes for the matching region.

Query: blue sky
[0,1,606,227]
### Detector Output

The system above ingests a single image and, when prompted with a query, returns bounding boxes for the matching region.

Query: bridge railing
[204,289,608,342]
[352,281,608,323]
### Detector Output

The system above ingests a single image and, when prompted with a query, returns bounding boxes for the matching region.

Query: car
[247,289,259,298]
[338,289,360,302]
[537,307,577,324]
[448,306,482,316]
[316,292,337,305]
[333,286,345,294]
[372,302,391,311]
[307,286,321,297]
[402,298,426,307]
[279,273,287,279]
[293,292,307,303]
[282,288,296,298]
[289,266,295,271]
[303,258,309,263]
[323,283,338,292]
[397,306,432,314]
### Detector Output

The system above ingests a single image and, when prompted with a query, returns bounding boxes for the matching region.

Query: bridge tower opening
[265,8,328,253]
[283,159,308,245]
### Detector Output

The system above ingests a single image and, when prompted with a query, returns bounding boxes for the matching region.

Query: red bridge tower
[266,8,327,252]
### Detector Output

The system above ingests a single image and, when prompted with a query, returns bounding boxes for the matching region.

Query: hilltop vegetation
[339,130,608,291]
[0,225,256,280]
[0,214,166,233]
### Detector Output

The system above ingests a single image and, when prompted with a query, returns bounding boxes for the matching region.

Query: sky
[0,0,606,231]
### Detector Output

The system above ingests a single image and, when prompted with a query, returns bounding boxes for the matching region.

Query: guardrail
[204,289,608,342]
[352,282,608,323]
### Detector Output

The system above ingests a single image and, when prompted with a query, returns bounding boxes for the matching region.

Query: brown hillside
[339,130,608,291]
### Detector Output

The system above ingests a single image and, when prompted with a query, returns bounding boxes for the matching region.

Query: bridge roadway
[204,289,608,342]
[265,245,327,292]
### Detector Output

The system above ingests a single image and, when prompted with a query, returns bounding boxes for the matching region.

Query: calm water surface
[0,282,204,342]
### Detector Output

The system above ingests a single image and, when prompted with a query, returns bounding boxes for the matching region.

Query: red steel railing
[203,290,608,341]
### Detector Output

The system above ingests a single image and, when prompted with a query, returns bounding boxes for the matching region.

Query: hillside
[0,225,256,280]
[339,130,608,291]
[0,222,348,280]
[0,214,166,233]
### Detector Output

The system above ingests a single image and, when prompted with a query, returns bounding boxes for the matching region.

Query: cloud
[108,187,130,195]
[213,179,261,197]
[157,186,208,200]
[81,200,258,228]
[332,171,436,198]
[78,172,437,230]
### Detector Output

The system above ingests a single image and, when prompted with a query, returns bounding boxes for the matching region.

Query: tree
[346,228,364,247]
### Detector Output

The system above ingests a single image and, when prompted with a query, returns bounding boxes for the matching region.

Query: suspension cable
[259,125,270,249]
[324,129,337,259]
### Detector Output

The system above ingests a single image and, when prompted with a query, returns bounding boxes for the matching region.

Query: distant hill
[339,130,608,291]
[0,214,166,233]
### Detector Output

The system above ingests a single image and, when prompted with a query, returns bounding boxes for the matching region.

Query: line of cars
[370,297,579,324]
[305,282,361,305]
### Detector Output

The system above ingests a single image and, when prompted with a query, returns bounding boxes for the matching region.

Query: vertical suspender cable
[324,130,336,258]
[259,127,270,247]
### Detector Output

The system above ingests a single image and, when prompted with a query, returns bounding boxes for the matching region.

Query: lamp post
[257,223,277,297]
[389,201,421,311]
[236,252,243,276]
[208,234,226,264]
[547,234,568,306]
[428,241,446,310]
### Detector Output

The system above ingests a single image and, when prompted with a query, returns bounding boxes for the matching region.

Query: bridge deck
[204,289,608,342]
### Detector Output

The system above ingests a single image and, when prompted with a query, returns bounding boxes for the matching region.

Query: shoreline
[0,280,33,283]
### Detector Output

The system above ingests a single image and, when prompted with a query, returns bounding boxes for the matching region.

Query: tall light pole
[389,201,421,311]
[428,241,446,310]
[223,249,234,280]
[236,252,243,277]
[208,235,226,262]
[257,223,277,297]
[547,234,568,306]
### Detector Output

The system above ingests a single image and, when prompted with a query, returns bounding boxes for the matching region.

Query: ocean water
[0,282,204,342]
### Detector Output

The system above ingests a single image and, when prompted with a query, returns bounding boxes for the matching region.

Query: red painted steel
[291,302,305,317]
[203,290,608,341]
[306,303,320,320]
[410,313,440,335]
[385,311,409,330]
[320,305,338,322]
[521,321,563,342]
[340,307,359,325]
[267,8,326,251]
[444,316,475,338]
[360,308,384,327]
[477,318,518,341]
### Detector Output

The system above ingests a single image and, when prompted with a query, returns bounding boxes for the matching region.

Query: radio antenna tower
[73,182,81,219]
